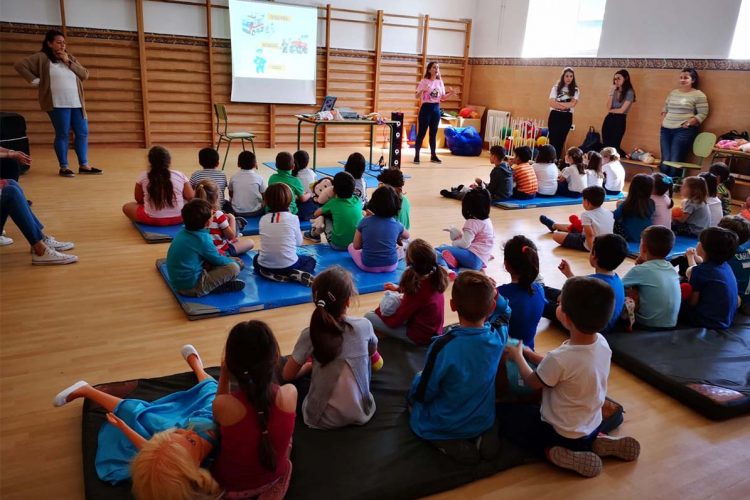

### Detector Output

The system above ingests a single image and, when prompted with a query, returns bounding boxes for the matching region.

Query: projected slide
[229,0,317,104]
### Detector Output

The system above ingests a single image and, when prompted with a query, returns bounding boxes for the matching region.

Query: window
[729,0,750,59]
[521,0,607,58]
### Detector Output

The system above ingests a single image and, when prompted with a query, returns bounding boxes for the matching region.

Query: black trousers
[415,103,441,156]
[0,158,21,181]
[601,113,627,155]
[547,110,573,160]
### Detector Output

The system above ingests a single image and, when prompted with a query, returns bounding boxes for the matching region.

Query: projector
[337,107,359,120]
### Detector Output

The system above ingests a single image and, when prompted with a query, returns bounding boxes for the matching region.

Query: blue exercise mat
[156,244,406,319]
[316,166,379,188]
[336,161,412,180]
[626,234,697,259]
[133,217,310,243]
[493,192,625,209]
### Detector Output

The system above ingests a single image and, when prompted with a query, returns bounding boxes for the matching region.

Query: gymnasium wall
[0,0,472,148]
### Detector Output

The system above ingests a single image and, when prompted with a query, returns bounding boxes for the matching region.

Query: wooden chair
[662,132,716,185]
[214,103,255,170]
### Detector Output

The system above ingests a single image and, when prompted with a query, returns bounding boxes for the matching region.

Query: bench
[621,158,659,181]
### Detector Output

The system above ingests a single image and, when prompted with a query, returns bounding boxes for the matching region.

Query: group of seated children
[441,144,626,202]
[54,262,641,500]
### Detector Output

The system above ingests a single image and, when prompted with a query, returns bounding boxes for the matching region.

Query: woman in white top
[600,147,625,195]
[557,147,588,197]
[547,67,579,165]
[532,144,559,196]
[14,30,101,177]
[413,62,457,164]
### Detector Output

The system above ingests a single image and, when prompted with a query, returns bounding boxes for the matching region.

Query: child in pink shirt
[651,173,674,227]
[437,188,495,270]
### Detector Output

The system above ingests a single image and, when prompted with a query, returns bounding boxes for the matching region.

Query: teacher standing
[14,29,102,177]
[659,68,709,177]
[547,67,579,163]
[601,69,635,155]
[413,62,457,164]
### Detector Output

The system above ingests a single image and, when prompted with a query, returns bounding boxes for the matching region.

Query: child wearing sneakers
[621,226,681,329]
[504,277,640,477]
[190,147,228,210]
[540,186,613,252]
[268,152,312,216]
[166,199,244,297]
[306,172,363,250]
[543,234,628,334]
[437,187,495,271]
[254,183,316,286]
[408,271,504,465]
[681,227,739,329]
[228,151,265,217]
[440,145,512,202]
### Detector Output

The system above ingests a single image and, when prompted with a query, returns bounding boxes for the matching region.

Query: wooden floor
[1,146,748,499]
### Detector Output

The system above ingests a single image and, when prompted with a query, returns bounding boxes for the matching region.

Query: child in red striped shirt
[511,146,538,200]
[194,179,255,256]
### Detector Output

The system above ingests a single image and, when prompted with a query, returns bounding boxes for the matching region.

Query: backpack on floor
[579,126,602,153]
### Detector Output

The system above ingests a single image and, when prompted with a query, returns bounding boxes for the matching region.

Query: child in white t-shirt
[504,276,641,477]
[557,147,588,197]
[600,147,625,195]
[533,144,559,196]
[584,151,604,188]
[228,151,265,217]
[253,183,316,286]
[699,172,723,227]
[540,186,614,252]
[294,149,318,220]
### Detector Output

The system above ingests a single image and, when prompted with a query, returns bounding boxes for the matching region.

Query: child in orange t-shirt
[511,146,538,200]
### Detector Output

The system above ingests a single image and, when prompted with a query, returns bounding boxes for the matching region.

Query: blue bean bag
[445,126,483,156]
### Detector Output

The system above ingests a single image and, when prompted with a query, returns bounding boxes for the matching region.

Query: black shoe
[539,215,556,232]
[59,168,75,178]
[235,217,247,232]
[413,156,420,164]
[78,167,103,174]
[431,155,442,164]
[213,280,245,293]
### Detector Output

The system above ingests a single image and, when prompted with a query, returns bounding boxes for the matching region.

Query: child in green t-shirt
[268,151,311,215]
[305,171,363,249]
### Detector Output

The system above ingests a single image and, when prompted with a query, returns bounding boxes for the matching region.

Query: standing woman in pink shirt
[413,62,457,164]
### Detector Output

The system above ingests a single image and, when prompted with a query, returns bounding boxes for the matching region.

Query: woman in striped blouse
[659,68,709,177]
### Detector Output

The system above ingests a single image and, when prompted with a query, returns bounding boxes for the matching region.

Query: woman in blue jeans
[659,68,709,178]
[413,62,457,164]
[14,30,102,178]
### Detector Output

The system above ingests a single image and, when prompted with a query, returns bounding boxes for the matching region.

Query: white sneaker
[42,235,75,251]
[0,235,13,246]
[32,246,78,265]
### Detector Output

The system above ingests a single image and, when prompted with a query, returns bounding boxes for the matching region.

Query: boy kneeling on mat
[167,198,245,296]
[408,271,503,465]
[504,277,640,477]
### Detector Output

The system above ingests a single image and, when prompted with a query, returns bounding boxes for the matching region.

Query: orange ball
[672,207,684,219]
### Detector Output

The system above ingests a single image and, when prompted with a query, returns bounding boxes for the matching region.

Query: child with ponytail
[212,321,297,499]
[496,236,546,350]
[194,179,255,256]
[282,266,381,429]
[651,172,674,227]
[365,238,449,346]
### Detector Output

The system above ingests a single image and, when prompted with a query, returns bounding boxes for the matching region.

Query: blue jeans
[0,180,44,245]
[659,126,698,177]
[415,103,441,156]
[47,108,89,168]
[436,245,484,270]
[253,254,317,275]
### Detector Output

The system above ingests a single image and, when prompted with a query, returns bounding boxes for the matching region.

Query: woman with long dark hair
[659,68,709,177]
[601,69,635,155]
[14,30,101,177]
[547,67,579,162]
[413,61,458,164]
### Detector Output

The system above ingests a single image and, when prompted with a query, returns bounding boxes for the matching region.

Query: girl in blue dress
[53,345,221,498]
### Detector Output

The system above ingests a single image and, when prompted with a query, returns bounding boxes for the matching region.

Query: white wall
[0,0,61,26]
[470,0,529,57]
[598,0,742,58]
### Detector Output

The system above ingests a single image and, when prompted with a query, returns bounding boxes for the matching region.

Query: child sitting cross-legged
[305,171,363,249]
[194,179,255,256]
[408,271,504,465]
[612,174,655,242]
[345,152,369,205]
[680,226,739,329]
[254,183,316,286]
[438,187,495,271]
[540,186,614,252]
[365,238,449,346]
[349,185,409,273]
[190,147,228,211]
[282,266,383,429]
[557,147,588,197]
[503,277,641,477]
[440,145,513,202]
[543,234,628,334]
[509,146,538,199]
[600,147,625,195]
[717,216,750,315]
[228,151,266,217]
[496,236,546,350]
[621,225,681,329]
[293,150,318,220]
[532,144,559,196]
[268,151,312,217]
[167,199,245,296]
[377,168,411,229]
[672,176,711,237]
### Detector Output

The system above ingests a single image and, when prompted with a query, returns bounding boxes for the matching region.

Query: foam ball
[504,138,513,150]
[371,351,384,371]
[540,127,549,137]
[512,129,520,138]
[536,136,549,146]
[501,127,512,138]
[459,107,473,118]
[672,207,684,219]
[469,111,479,118]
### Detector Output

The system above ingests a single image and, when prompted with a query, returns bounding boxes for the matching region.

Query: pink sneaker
[441,250,458,269]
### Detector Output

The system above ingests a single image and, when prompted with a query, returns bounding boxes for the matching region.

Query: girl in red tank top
[212,321,298,499]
